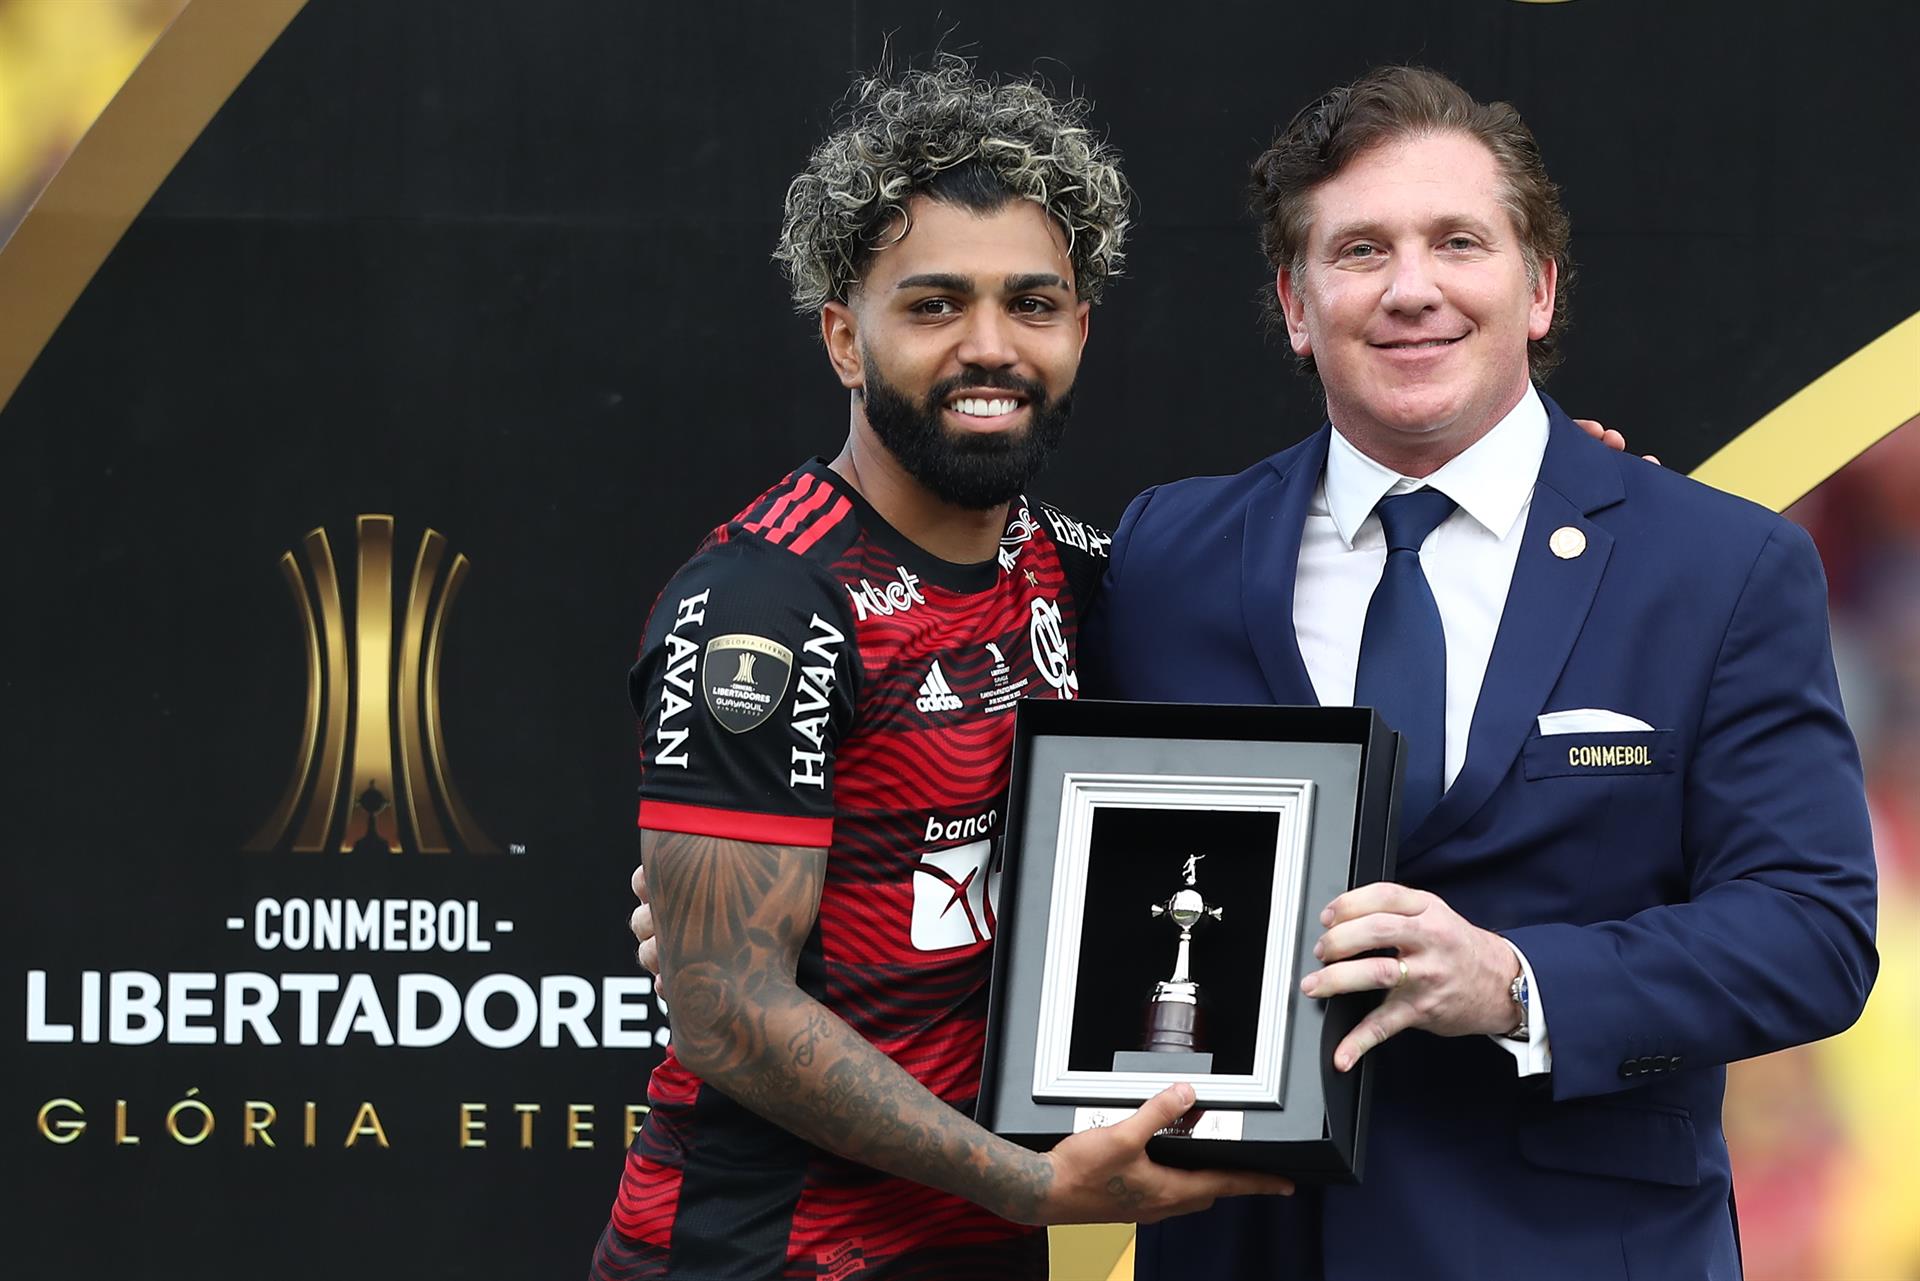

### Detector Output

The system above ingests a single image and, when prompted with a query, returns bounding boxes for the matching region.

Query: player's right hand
[1034,1083,1294,1225]
[630,861,662,995]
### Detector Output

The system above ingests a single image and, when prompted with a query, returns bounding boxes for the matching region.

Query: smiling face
[823,195,1090,510]
[1277,131,1556,476]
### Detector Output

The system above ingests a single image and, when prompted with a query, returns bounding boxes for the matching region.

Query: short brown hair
[1248,65,1575,379]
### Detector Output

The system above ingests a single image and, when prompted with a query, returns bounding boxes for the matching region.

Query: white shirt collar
[1323,383,1549,548]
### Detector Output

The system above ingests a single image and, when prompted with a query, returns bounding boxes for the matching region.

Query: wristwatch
[1503,972,1531,1042]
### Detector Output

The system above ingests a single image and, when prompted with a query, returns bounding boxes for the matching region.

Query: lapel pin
[1549,526,1587,560]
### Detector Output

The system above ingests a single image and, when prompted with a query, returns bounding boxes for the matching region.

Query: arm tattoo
[647,830,1053,1222]
[787,1010,828,1068]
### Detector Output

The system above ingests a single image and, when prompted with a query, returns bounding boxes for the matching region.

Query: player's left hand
[1300,882,1519,1071]
[1573,417,1660,466]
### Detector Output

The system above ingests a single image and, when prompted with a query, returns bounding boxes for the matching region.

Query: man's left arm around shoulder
[1306,520,1879,1098]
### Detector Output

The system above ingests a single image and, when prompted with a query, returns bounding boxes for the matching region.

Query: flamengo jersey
[593,460,1109,1281]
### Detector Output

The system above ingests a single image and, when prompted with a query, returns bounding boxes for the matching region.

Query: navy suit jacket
[1083,401,1877,1281]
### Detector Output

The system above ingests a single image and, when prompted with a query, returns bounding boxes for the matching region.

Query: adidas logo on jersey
[914,661,964,713]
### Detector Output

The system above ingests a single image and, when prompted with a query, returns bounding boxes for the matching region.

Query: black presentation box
[977,699,1401,1182]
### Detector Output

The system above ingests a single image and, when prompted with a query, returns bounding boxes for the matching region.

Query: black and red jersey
[592,460,1109,1281]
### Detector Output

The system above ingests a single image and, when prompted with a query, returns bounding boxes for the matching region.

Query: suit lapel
[1241,428,1329,705]
[1400,406,1626,862]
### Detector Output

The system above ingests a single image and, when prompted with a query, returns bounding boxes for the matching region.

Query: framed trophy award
[976,699,1401,1181]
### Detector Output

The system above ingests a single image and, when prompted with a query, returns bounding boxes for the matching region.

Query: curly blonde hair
[774,56,1133,312]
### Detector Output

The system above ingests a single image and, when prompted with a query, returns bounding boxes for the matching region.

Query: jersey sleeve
[1033,500,1111,617]
[628,538,859,847]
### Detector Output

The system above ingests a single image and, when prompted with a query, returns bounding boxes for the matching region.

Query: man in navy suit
[1094,67,1879,1280]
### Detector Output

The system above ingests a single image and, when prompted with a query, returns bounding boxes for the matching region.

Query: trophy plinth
[1143,980,1204,1053]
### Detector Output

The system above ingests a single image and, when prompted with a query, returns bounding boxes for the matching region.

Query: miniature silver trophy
[1143,853,1224,1053]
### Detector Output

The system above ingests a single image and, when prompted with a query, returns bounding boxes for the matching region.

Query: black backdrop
[5,2,1917,1276]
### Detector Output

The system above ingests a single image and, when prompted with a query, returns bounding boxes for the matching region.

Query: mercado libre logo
[248,515,499,855]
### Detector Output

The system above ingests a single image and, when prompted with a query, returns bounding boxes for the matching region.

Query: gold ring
[1396,958,1410,987]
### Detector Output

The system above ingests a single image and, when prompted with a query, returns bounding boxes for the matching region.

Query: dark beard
[859,356,1074,511]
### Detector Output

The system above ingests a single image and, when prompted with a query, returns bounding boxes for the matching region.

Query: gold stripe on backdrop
[0,0,308,413]
[1692,312,1920,513]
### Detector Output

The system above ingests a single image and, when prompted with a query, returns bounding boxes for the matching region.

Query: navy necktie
[1354,488,1457,839]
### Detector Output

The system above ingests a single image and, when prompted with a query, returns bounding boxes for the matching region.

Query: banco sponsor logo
[909,840,1000,950]
[923,807,998,842]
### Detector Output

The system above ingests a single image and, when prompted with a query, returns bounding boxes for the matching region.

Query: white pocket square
[1536,708,1655,735]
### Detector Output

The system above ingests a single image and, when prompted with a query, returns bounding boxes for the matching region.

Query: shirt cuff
[637,799,833,847]
[1489,940,1552,1076]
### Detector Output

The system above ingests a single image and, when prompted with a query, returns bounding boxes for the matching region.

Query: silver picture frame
[1031,772,1314,1105]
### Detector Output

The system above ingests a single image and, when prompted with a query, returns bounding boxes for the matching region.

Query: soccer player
[588,59,1291,1281]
